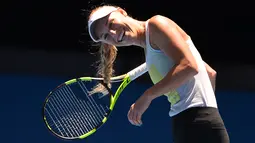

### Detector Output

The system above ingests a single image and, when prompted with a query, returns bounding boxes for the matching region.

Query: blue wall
[1,74,254,143]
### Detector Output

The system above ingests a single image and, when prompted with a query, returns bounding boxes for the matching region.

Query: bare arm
[144,15,199,100]
[203,61,217,92]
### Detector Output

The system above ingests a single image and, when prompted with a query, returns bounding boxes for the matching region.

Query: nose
[109,29,118,42]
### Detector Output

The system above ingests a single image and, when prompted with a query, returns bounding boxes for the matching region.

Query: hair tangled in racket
[90,43,117,97]
[89,83,110,98]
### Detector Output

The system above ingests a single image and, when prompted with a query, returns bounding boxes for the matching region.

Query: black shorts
[171,107,230,143]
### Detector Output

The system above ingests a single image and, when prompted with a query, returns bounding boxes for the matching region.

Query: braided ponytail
[90,43,117,95]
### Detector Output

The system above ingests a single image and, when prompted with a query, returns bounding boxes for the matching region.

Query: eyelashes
[109,20,114,29]
[104,20,114,40]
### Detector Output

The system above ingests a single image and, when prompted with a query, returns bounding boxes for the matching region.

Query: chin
[117,42,133,47]
[116,44,127,47]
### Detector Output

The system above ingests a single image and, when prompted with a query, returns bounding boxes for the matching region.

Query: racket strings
[78,81,107,116]
[47,96,81,137]
[44,81,109,138]
[60,87,99,129]
[46,92,98,138]
[46,101,73,137]
[54,90,91,135]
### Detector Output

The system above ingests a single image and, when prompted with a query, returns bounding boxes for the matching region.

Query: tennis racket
[42,63,147,140]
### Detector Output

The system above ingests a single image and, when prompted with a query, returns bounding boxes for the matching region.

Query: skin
[92,7,217,126]
[204,61,217,92]
[94,8,146,47]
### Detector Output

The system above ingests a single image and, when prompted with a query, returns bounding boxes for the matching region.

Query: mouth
[118,30,125,42]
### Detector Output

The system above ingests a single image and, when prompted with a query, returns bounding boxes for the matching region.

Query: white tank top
[144,21,218,117]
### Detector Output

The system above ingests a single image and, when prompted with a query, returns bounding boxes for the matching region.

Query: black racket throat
[99,80,114,96]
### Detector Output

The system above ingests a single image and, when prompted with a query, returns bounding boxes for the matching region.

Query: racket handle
[127,63,148,81]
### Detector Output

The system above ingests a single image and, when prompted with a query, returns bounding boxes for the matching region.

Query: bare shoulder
[148,15,176,31]
[148,15,189,41]
[146,15,196,67]
[145,15,173,49]
[147,15,180,41]
[146,15,176,49]
[147,15,189,45]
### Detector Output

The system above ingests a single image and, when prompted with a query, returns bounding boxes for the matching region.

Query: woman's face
[93,8,136,47]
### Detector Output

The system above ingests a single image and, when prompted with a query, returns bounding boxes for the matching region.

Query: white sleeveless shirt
[144,21,218,117]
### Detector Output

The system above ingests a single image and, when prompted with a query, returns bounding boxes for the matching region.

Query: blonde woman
[87,5,229,143]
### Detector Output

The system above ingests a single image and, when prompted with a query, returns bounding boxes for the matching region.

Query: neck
[126,17,146,48]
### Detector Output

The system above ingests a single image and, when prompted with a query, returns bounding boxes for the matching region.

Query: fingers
[127,109,136,125]
[127,104,143,126]
[136,114,143,125]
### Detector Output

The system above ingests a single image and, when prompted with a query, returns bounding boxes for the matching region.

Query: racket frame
[42,63,147,140]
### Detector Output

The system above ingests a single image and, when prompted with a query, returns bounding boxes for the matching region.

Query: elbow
[182,58,199,76]
[209,69,217,78]
[188,63,199,76]
[188,59,199,75]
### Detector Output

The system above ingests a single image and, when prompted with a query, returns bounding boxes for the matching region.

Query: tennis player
[87,5,230,143]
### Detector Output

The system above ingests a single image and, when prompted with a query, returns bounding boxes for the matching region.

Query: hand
[127,93,152,126]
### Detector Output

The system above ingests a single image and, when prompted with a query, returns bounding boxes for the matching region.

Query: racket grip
[127,63,148,81]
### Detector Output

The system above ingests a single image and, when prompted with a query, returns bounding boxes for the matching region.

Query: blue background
[1,74,254,143]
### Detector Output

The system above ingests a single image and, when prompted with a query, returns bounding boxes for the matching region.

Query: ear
[116,7,128,16]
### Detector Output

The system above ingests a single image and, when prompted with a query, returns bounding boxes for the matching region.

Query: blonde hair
[88,6,118,96]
